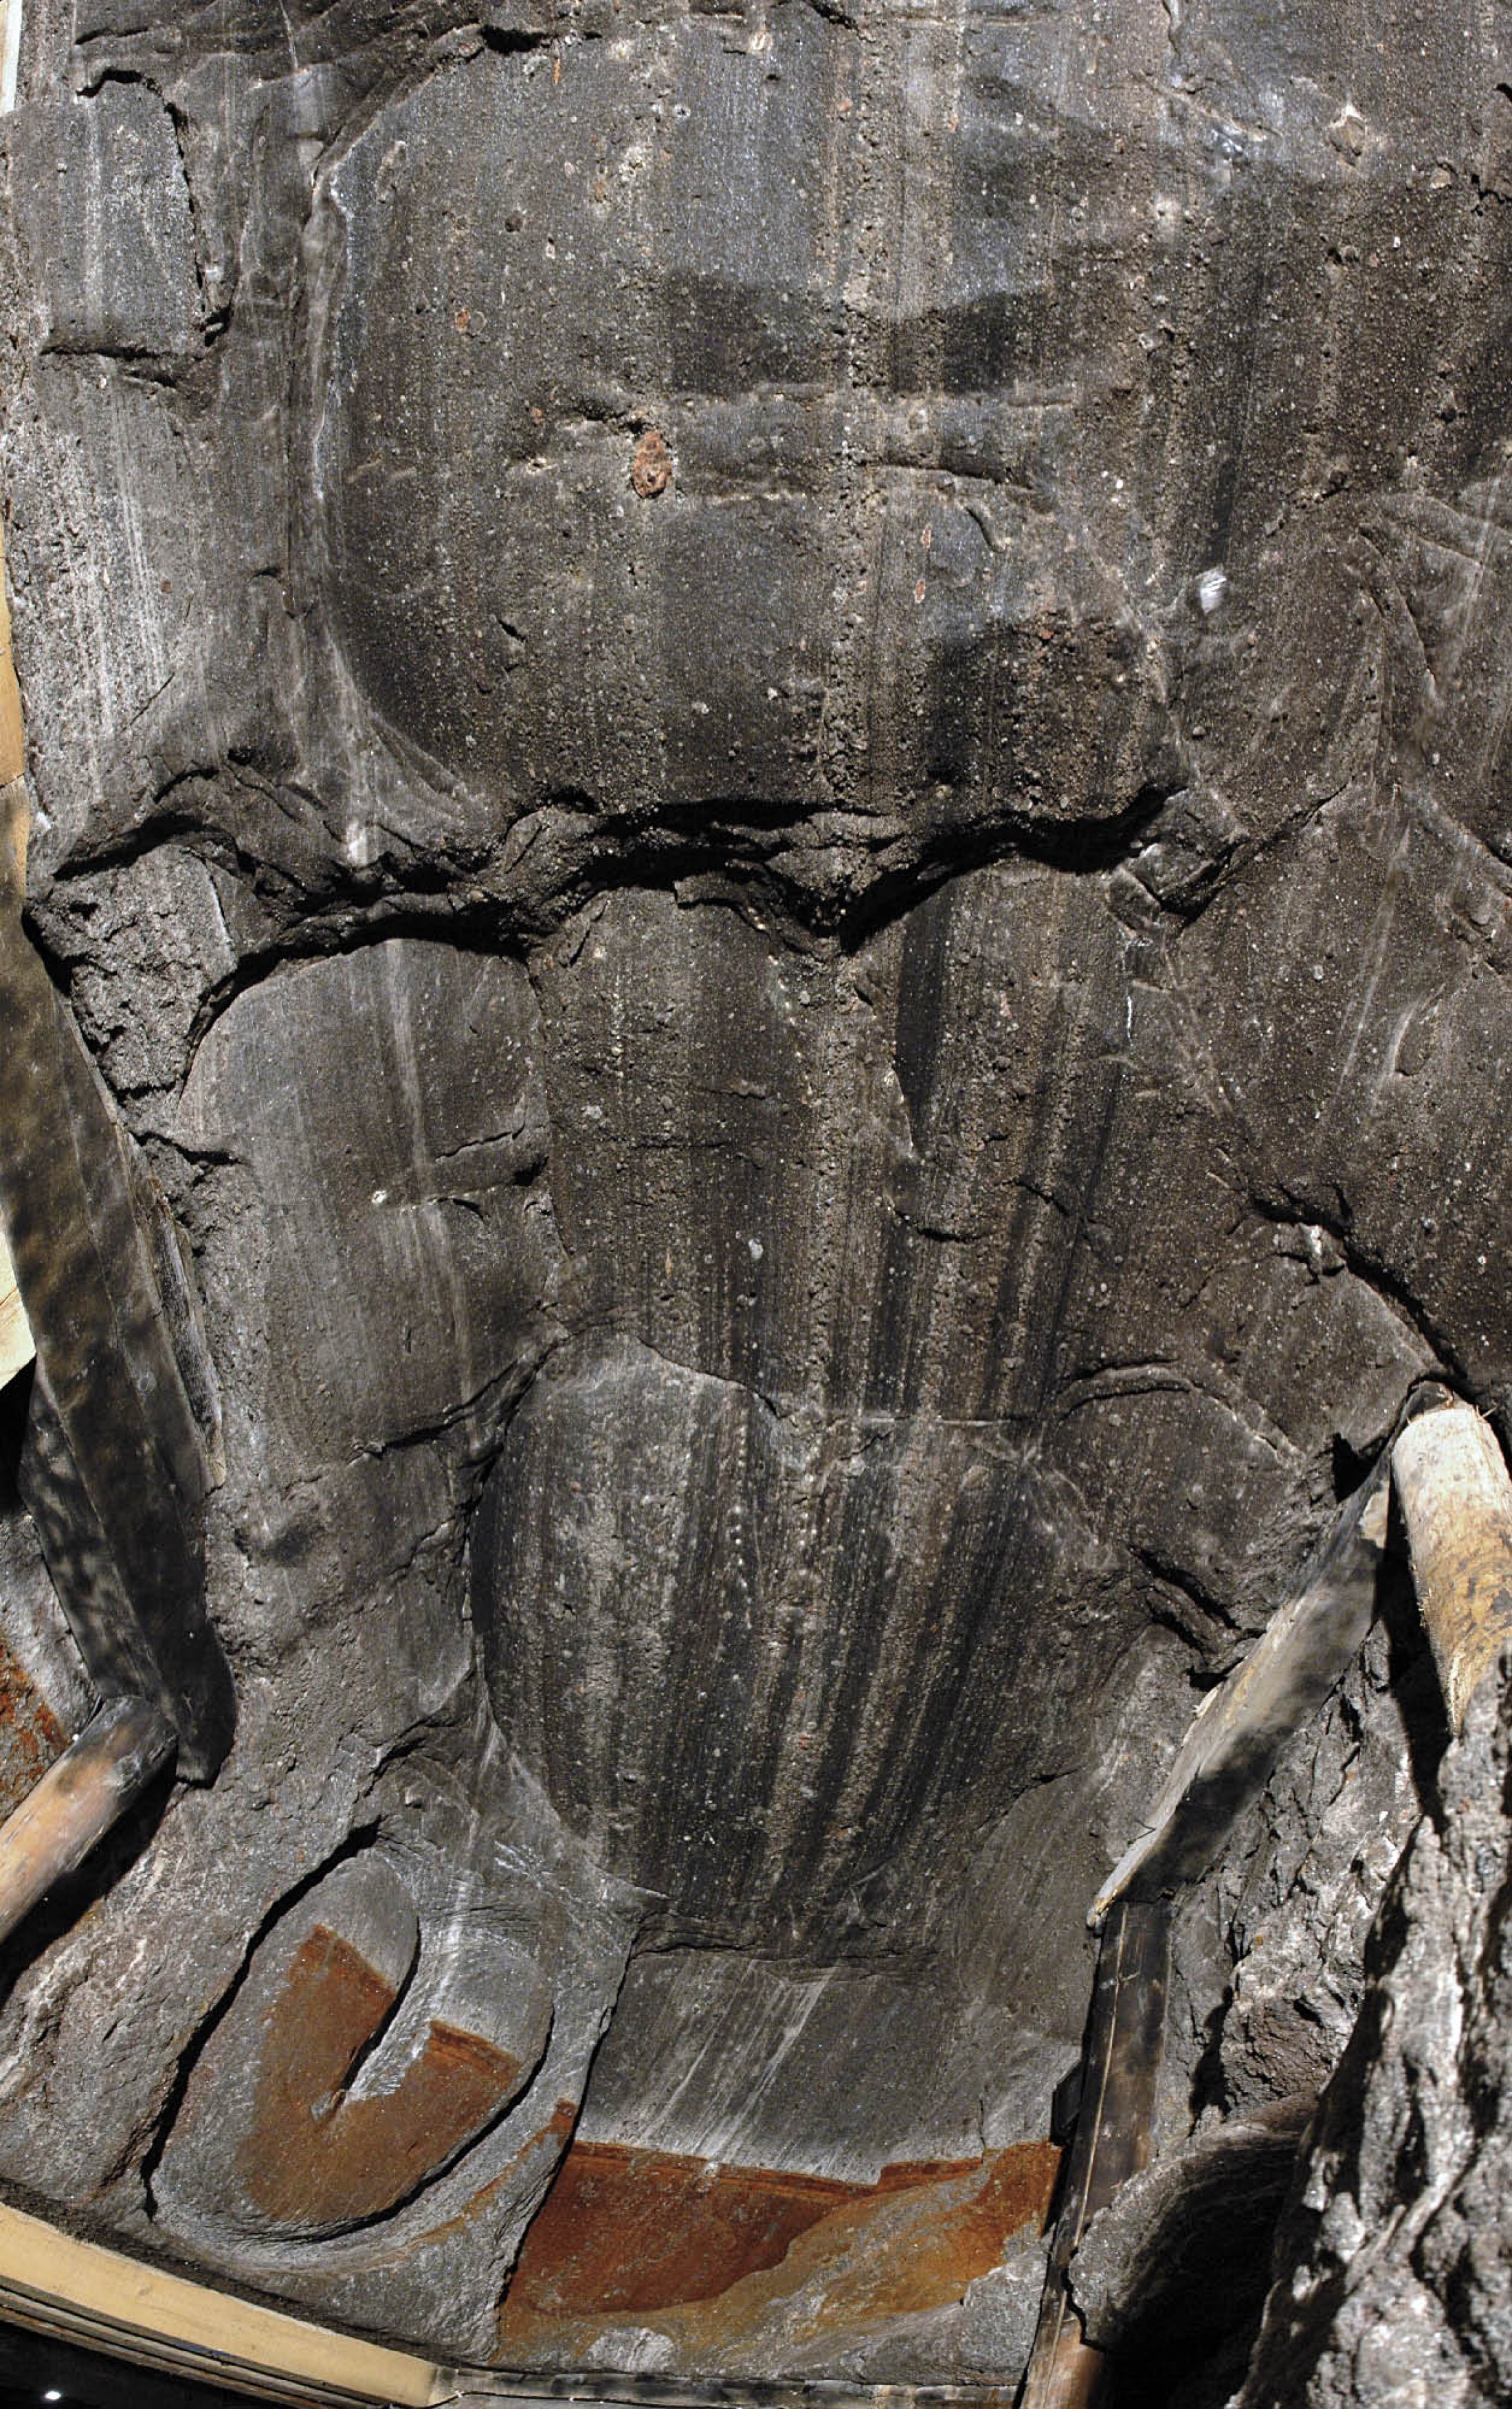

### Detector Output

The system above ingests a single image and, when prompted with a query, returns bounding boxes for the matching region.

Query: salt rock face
[0,0,1509,2395]
[318,7,1180,851]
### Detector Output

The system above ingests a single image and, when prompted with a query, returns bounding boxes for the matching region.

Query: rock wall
[0,0,1508,2393]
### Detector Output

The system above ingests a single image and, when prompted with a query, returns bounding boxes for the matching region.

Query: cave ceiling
[0,0,1509,2398]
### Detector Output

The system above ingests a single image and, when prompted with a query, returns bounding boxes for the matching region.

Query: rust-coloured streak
[0,1634,65,1821]
[509,2145,865,2316]
[242,1925,520,2230]
[498,2137,1062,2367]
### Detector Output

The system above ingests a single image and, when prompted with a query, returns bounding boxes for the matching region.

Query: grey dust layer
[0,0,1510,2400]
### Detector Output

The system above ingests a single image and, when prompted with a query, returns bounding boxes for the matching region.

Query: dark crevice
[41,789,305,891]
[0,1363,34,1516]
[74,63,161,100]
[350,1342,559,1471]
[1132,1547,1244,1638]
[1330,1430,1375,1502]
[177,900,536,1080]
[43,767,1190,1082]
[481,23,558,54]
[796,0,861,27]
[1377,1493,1453,1810]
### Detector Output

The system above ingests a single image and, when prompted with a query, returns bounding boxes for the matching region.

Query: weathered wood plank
[1090,1387,1454,1926]
[0,1217,31,1391]
[0,1694,173,1944]
[0,527,23,785]
[0,2196,447,2404]
[1019,1901,1170,2409]
[0,786,27,1383]
[0,773,233,1776]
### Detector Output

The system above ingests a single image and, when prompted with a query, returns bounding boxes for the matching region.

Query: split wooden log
[0,522,25,786]
[1090,1385,1454,1927]
[1394,1402,1512,1733]
[0,1216,31,1391]
[1019,1900,1170,2409]
[0,1696,175,1946]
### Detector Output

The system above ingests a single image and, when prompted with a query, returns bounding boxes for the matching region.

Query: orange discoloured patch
[805,2146,1062,2325]
[243,1925,520,2229]
[497,2137,1061,2368]
[0,1634,65,1820]
[509,2146,862,2317]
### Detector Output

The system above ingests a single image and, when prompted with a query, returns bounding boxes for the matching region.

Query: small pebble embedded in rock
[631,428,673,498]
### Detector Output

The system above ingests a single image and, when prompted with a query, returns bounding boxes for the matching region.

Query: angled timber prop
[0,553,233,1950]
[1017,1902,1170,2409]
[1020,1380,1512,2407]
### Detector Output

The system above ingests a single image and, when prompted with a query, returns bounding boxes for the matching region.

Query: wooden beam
[0,1695,175,1943]
[0,2197,449,2406]
[1090,1385,1454,1926]
[0,1216,32,1391]
[1019,1902,1170,2409]
[0,527,23,784]
[0,0,21,119]
[0,780,34,1387]
[1394,1402,1512,1732]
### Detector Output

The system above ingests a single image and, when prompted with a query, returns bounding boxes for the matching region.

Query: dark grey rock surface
[1238,1644,1512,2408]
[0,0,1507,2392]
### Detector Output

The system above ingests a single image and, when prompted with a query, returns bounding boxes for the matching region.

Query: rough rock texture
[0,0,1507,2394]
[1237,1643,1512,2408]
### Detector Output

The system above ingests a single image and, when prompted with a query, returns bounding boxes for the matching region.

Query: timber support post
[0,1695,175,1946]
[1019,1900,1170,2409]
[1393,1403,1512,1734]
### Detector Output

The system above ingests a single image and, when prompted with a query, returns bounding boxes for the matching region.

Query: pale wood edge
[0,1210,33,1388]
[0,1285,32,1388]
[0,522,23,785]
[0,2199,449,2405]
[0,524,24,787]
[1087,1464,1396,1928]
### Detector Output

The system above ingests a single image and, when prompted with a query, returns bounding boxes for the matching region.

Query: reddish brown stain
[0,1634,65,1819]
[242,1924,520,2229]
[498,2136,1062,2363]
[509,2145,863,2316]
[815,2144,1064,2324]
